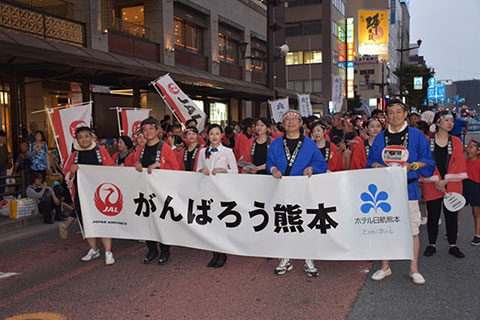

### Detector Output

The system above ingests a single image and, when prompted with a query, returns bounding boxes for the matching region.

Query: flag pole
[116,107,123,136]
[45,107,66,167]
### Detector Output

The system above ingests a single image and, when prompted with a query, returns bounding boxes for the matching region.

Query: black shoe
[144,251,159,264]
[449,246,465,258]
[214,253,227,268]
[158,251,170,265]
[207,252,219,268]
[423,245,436,257]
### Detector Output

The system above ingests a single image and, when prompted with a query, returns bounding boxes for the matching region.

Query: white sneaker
[371,268,392,281]
[304,259,318,277]
[421,217,427,225]
[274,258,293,275]
[438,218,441,225]
[105,251,115,265]
[81,248,100,262]
[410,272,426,285]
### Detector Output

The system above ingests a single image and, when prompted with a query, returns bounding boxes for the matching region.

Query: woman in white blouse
[197,124,238,268]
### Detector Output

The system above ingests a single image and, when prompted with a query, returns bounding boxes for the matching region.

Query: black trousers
[426,197,458,245]
[146,241,170,254]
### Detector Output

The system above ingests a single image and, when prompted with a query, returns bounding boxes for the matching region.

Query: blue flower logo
[277,103,285,110]
[360,184,391,214]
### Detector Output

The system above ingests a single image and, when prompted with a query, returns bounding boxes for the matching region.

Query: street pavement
[349,205,480,320]
[0,205,478,320]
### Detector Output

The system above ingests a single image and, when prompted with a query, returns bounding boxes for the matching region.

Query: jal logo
[69,120,88,138]
[94,183,123,216]
[360,184,391,214]
[131,120,141,136]
[168,83,180,95]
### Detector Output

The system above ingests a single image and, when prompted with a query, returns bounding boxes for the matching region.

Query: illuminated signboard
[347,17,354,99]
[358,10,389,56]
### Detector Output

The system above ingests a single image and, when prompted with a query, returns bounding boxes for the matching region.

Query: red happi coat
[322,141,344,172]
[133,142,180,171]
[234,132,251,161]
[465,157,480,183]
[63,145,115,201]
[243,136,275,163]
[350,138,373,170]
[112,151,135,167]
[178,144,204,171]
[420,135,467,202]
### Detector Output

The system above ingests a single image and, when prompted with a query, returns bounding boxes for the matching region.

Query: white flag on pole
[120,109,150,138]
[152,74,207,131]
[297,93,313,117]
[332,75,344,113]
[269,97,289,123]
[48,103,92,165]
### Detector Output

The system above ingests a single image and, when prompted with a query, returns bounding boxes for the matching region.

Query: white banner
[49,103,92,165]
[120,108,150,138]
[152,74,207,131]
[78,166,413,261]
[297,93,313,117]
[332,75,344,113]
[269,97,289,123]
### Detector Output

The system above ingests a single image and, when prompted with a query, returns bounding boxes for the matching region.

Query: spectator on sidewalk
[0,130,12,196]
[27,130,50,181]
[26,172,62,224]
[13,141,31,175]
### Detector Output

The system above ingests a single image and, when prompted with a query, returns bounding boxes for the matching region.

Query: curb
[0,215,43,234]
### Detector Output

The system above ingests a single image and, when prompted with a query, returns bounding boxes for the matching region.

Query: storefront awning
[0,29,274,101]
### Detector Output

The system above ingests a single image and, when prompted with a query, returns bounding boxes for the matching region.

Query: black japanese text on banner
[77,166,413,261]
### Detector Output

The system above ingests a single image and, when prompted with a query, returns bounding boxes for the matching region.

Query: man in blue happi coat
[266,110,328,277]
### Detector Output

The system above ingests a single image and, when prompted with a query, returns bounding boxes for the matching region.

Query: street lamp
[397,34,422,103]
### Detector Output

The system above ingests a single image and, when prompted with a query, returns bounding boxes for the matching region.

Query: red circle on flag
[168,83,179,95]
[94,183,123,216]
[131,121,141,136]
[69,120,88,138]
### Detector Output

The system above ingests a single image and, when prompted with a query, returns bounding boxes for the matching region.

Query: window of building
[303,22,322,35]
[304,51,322,64]
[286,0,322,7]
[332,0,345,16]
[359,69,375,75]
[218,33,238,63]
[174,17,202,54]
[285,21,321,37]
[286,51,322,65]
[286,51,304,65]
[121,5,144,25]
[192,100,204,111]
[209,102,228,125]
[251,48,265,71]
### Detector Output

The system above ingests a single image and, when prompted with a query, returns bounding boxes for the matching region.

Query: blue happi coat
[266,136,328,176]
[367,126,435,200]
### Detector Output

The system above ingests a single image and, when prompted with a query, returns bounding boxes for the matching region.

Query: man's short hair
[140,117,159,128]
[386,98,406,111]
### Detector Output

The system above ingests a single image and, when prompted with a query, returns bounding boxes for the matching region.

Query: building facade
[346,0,410,111]
[0,0,278,155]
[270,0,347,114]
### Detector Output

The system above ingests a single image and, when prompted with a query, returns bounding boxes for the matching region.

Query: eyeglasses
[283,117,301,122]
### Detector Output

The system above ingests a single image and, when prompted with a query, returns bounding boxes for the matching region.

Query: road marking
[6,312,67,320]
[0,272,20,279]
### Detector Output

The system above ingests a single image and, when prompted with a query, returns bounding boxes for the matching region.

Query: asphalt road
[1,205,478,320]
[0,223,369,320]
[348,205,480,320]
